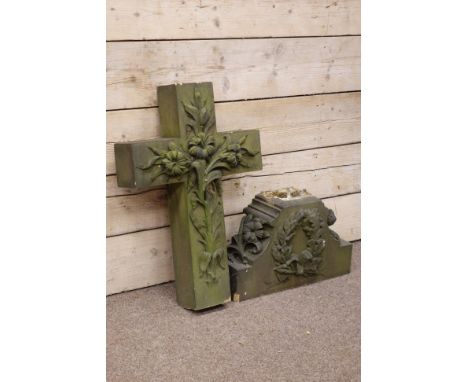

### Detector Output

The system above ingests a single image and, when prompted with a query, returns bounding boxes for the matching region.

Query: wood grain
[105,1,361,294]
[107,163,360,236]
[107,36,361,110]
[107,143,361,196]
[107,92,360,143]
[107,192,360,295]
[107,0,361,41]
[106,92,361,174]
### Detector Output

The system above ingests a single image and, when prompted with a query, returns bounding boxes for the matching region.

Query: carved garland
[139,88,258,283]
[272,208,326,281]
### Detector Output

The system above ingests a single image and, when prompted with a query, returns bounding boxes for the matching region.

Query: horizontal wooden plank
[107,0,361,41]
[107,142,361,196]
[106,92,361,174]
[106,163,360,236]
[106,192,360,295]
[107,36,360,110]
[107,92,360,143]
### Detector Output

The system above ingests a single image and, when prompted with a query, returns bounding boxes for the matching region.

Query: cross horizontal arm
[114,137,185,188]
[214,130,262,176]
[115,129,262,189]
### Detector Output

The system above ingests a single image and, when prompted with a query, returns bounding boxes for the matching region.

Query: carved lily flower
[224,142,241,165]
[242,216,270,253]
[188,132,216,159]
[161,150,189,176]
[221,152,237,166]
[227,142,242,153]
[224,136,257,167]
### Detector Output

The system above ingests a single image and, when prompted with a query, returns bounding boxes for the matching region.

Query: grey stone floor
[107,242,360,382]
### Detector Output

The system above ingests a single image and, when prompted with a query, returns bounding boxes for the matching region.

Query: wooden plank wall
[106,0,361,295]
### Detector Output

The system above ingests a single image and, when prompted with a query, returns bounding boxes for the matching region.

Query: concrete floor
[107,242,360,382]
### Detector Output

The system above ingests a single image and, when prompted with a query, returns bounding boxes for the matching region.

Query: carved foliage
[228,214,272,265]
[139,141,191,181]
[326,208,342,242]
[272,208,326,281]
[139,87,258,283]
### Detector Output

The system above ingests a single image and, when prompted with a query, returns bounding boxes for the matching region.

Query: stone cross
[114,82,262,310]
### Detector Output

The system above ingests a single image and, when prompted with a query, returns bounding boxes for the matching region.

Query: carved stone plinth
[228,188,352,301]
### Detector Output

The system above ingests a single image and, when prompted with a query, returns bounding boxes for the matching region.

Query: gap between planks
[106,162,361,234]
[107,0,360,42]
[106,161,361,199]
[106,92,361,175]
[106,90,361,113]
[107,36,360,109]
[107,143,361,198]
[106,142,361,178]
[106,190,361,239]
[107,34,362,43]
[106,192,361,294]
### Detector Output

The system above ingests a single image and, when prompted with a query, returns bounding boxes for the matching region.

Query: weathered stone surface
[114,82,262,310]
[228,188,352,301]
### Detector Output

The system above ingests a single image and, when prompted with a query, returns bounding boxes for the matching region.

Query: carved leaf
[138,156,161,170]
[148,146,162,156]
[214,248,225,270]
[205,170,222,185]
[199,251,211,273]
[149,169,163,182]
[183,103,199,121]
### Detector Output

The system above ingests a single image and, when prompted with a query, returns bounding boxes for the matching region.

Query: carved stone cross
[114,83,262,310]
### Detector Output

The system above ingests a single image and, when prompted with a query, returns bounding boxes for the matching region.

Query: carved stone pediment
[228,188,352,301]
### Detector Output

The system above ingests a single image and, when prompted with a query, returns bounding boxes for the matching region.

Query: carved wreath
[272,208,326,280]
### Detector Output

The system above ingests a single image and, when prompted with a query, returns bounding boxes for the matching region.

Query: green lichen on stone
[114,82,263,310]
[272,208,325,280]
[228,190,352,302]
[139,87,259,283]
